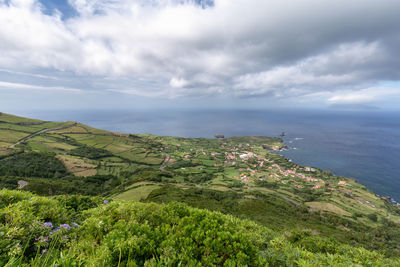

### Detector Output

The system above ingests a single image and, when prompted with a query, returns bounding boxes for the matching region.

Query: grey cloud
[0,0,400,105]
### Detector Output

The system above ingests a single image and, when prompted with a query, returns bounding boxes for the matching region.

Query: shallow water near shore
[16,108,400,201]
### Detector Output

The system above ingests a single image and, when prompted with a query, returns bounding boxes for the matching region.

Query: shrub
[1,190,399,266]
[367,213,378,222]
[70,146,113,160]
[0,152,68,178]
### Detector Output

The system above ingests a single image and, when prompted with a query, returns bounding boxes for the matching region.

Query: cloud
[169,77,189,88]
[107,88,167,98]
[328,92,375,104]
[0,81,82,92]
[0,68,60,80]
[1,0,400,105]
[233,42,381,97]
[327,87,400,104]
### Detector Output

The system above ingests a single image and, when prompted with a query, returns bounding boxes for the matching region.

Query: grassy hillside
[1,112,400,262]
[1,189,399,266]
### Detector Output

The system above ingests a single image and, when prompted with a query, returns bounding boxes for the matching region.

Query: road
[9,123,77,148]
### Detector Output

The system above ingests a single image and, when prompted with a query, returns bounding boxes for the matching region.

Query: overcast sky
[1,0,400,111]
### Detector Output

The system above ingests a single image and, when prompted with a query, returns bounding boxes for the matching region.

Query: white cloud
[0,0,80,70]
[328,92,374,104]
[169,77,189,88]
[327,87,400,104]
[0,68,60,80]
[107,88,166,97]
[0,81,82,92]
[1,0,400,105]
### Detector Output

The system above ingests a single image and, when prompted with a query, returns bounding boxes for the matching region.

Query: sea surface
[16,109,400,201]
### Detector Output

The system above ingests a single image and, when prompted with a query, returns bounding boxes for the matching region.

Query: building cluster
[173,142,339,193]
[160,139,395,216]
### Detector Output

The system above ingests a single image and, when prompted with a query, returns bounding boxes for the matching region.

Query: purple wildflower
[44,222,53,228]
[71,222,79,227]
[50,226,60,234]
[38,236,49,242]
[104,200,110,204]
[60,224,71,230]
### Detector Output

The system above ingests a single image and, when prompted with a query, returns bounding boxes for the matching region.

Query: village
[154,135,394,217]
[164,138,351,195]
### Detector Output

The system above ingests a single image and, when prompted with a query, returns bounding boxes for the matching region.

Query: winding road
[9,123,77,148]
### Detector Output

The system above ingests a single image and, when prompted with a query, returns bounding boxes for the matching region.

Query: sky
[1,0,400,111]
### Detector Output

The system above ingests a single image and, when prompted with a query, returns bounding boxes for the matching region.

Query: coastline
[12,108,399,202]
[275,137,400,205]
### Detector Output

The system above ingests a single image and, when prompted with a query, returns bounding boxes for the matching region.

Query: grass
[117,151,163,165]
[125,181,157,190]
[0,129,30,143]
[56,155,97,177]
[26,142,51,152]
[27,136,77,152]
[224,167,240,178]
[48,125,88,134]
[115,184,161,201]
[0,142,11,148]
[208,185,231,191]
[0,112,43,123]
[0,150,12,156]
[0,123,41,133]
[306,201,352,216]
[43,142,77,151]
[100,156,125,162]
[104,144,129,153]
[79,124,112,134]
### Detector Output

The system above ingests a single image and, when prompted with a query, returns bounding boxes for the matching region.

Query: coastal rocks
[215,134,225,139]
[381,196,400,206]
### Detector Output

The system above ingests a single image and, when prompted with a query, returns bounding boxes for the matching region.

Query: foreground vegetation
[1,112,400,265]
[1,189,399,266]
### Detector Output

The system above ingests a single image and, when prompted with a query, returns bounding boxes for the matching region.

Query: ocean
[16,109,400,201]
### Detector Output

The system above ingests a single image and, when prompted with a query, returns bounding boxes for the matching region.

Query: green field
[115,184,162,201]
[0,129,30,143]
[1,112,400,260]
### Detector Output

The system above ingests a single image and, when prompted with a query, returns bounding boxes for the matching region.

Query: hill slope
[1,189,399,266]
[1,112,400,260]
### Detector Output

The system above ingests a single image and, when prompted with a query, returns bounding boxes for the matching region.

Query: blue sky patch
[38,0,78,19]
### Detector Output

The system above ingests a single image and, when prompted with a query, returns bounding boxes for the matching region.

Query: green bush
[70,146,113,159]
[0,152,68,178]
[1,189,399,266]
[368,213,378,222]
